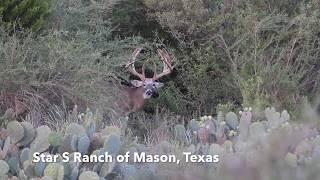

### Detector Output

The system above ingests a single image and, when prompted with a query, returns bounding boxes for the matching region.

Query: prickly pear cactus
[285,152,297,167]
[281,110,290,122]
[215,121,228,144]
[209,143,226,158]
[225,112,239,130]
[174,124,187,143]
[185,144,196,154]
[188,119,199,132]
[17,122,36,147]
[7,157,19,175]
[222,140,233,153]
[197,127,209,144]
[312,145,320,160]
[43,163,64,180]
[0,137,10,160]
[34,160,46,177]
[204,119,217,134]
[0,105,319,179]
[20,148,30,164]
[265,107,290,128]
[65,123,86,137]
[23,161,35,177]
[86,122,96,139]
[2,108,15,121]
[7,121,24,144]
[131,168,156,180]
[40,176,54,180]
[70,166,79,180]
[48,132,63,147]
[217,111,224,122]
[59,133,79,154]
[77,134,90,154]
[249,122,266,140]
[30,126,51,154]
[238,109,252,141]
[98,162,110,177]
[79,171,99,180]
[103,134,121,155]
[118,163,138,179]
[0,160,9,177]
[294,140,313,157]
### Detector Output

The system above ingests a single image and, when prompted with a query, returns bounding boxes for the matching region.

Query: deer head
[126,48,174,99]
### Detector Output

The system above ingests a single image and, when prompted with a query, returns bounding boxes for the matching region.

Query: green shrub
[0,0,52,32]
[144,0,320,113]
[0,0,146,122]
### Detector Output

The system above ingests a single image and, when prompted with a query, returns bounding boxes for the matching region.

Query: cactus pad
[18,122,36,147]
[79,171,99,180]
[30,126,51,154]
[7,121,24,144]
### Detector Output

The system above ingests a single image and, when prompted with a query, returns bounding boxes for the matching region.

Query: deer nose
[146,90,153,96]
[152,91,159,98]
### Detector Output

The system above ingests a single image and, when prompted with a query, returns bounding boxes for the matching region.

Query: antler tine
[126,48,146,80]
[153,48,174,80]
[152,60,157,78]
[141,62,146,77]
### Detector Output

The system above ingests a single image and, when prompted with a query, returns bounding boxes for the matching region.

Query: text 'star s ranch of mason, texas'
[33,151,220,164]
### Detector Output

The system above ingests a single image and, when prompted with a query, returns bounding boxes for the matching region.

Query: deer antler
[126,48,146,80]
[153,48,174,80]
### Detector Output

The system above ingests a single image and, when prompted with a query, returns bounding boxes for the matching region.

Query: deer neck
[126,86,146,112]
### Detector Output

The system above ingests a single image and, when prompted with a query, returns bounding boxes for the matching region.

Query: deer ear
[131,80,144,87]
[155,82,164,88]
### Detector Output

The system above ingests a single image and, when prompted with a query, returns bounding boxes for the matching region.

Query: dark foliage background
[1,1,320,180]
[1,0,320,120]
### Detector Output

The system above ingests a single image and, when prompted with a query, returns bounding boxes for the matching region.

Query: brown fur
[113,86,146,115]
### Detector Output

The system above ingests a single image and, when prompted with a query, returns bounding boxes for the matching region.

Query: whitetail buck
[114,48,174,114]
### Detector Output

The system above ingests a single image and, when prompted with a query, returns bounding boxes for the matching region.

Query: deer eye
[152,84,156,87]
